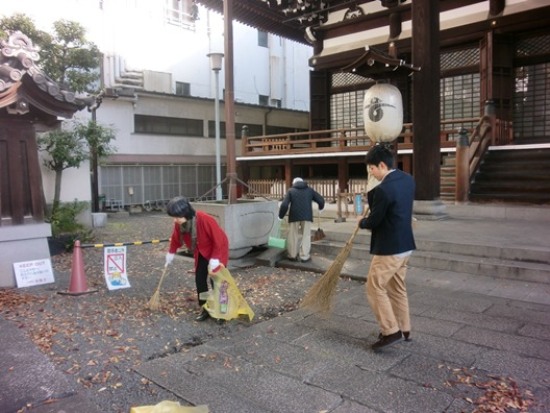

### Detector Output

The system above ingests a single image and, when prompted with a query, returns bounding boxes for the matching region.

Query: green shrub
[47,200,93,251]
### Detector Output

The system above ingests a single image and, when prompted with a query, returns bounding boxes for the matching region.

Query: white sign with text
[103,246,131,290]
[13,259,55,288]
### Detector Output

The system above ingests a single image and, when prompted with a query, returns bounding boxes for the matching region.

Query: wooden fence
[247,179,369,203]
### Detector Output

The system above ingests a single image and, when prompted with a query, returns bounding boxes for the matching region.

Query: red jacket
[168,211,229,268]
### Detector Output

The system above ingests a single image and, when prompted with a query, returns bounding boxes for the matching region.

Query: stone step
[313,229,549,263]
[311,239,550,285]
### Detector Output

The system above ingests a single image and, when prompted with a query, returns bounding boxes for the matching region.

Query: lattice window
[516,34,550,58]
[330,90,365,130]
[332,72,374,88]
[330,72,374,134]
[440,47,479,71]
[440,73,480,138]
[514,63,550,141]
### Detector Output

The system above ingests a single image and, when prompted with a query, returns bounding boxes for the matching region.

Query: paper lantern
[363,83,403,142]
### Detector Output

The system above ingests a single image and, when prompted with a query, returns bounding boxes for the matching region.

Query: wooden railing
[241,118,491,157]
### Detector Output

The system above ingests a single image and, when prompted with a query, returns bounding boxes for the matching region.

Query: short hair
[166,196,196,219]
[365,144,394,169]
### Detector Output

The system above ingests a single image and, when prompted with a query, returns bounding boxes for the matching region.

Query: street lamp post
[208,52,224,201]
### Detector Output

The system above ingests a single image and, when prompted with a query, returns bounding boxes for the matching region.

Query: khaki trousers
[287,221,312,260]
[366,254,411,336]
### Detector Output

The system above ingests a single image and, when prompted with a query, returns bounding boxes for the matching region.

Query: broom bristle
[312,228,326,241]
[146,264,169,311]
[147,289,161,310]
[301,241,354,313]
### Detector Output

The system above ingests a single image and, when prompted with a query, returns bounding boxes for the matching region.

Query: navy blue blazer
[359,169,416,255]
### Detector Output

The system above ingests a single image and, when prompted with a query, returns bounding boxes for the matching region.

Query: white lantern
[363,83,403,143]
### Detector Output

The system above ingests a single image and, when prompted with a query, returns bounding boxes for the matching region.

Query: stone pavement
[133,203,550,412]
[2,202,550,413]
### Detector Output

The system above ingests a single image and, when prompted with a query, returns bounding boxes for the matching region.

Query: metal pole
[214,68,222,200]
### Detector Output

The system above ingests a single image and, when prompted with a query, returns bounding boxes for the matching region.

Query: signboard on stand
[104,246,131,290]
[13,259,55,288]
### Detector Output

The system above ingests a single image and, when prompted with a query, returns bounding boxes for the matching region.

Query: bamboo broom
[147,263,170,311]
[301,207,369,314]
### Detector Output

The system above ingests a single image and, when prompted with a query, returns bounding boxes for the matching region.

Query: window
[207,121,263,139]
[175,81,190,96]
[165,0,198,29]
[135,115,203,137]
[270,98,282,108]
[258,30,268,48]
[259,95,269,106]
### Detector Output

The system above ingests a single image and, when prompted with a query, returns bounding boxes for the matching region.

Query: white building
[1,0,311,209]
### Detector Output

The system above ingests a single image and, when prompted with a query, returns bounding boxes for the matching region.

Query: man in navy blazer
[359,144,416,350]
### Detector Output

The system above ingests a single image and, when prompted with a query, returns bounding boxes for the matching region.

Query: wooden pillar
[480,31,514,121]
[0,119,45,225]
[455,128,469,203]
[223,0,237,203]
[284,160,292,191]
[412,0,440,200]
[337,158,348,194]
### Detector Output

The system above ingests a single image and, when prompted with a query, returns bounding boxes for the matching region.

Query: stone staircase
[309,215,550,285]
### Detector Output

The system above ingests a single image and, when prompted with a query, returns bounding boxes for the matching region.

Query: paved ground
[1,202,549,413]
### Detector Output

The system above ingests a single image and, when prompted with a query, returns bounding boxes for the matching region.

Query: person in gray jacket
[278,177,325,262]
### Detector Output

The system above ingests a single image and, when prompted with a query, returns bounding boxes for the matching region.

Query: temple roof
[195,0,365,45]
[0,31,88,121]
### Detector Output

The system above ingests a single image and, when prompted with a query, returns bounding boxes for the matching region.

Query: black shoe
[379,331,411,341]
[215,318,226,325]
[372,330,402,350]
[195,310,210,322]
[300,258,311,263]
[287,256,298,261]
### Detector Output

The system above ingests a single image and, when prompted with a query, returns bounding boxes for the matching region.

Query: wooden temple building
[198,0,550,207]
[0,31,87,287]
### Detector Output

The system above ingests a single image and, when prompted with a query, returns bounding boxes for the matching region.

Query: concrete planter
[192,199,278,258]
[91,212,108,228]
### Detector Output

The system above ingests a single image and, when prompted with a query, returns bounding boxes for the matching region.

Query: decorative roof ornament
[0,31,87,117]
[340,45,420,79]
[0,31,40,93]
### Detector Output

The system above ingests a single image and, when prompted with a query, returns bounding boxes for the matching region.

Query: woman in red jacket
[164,196,229,322]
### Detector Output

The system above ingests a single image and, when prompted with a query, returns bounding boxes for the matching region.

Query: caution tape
[80,239,170,249]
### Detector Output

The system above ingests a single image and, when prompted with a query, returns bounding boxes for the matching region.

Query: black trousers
[196,254,213,306]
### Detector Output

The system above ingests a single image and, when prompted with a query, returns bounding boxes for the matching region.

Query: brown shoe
[372,331,402,350]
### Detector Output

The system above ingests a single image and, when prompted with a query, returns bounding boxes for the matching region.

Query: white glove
[165,253,175,266]
[208,258,221,273]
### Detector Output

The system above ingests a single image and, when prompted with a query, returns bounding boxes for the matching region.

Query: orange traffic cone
[59,240,97,296]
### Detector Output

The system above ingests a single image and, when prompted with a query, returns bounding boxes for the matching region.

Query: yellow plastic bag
[199,265,255,321]
[130,400,208,413]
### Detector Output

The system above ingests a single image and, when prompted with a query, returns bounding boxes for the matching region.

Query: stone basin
[191,199,278,258]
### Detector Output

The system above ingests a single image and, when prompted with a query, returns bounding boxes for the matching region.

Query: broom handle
[155,263,169,291]
[346,205,370,246]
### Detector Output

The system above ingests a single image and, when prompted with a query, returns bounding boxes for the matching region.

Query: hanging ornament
[363,83,403,143]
